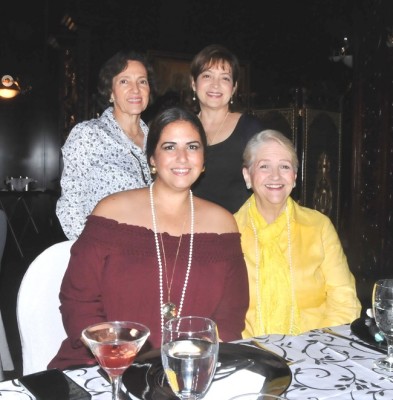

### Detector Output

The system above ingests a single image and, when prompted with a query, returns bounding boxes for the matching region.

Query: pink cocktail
[82,321,150,400]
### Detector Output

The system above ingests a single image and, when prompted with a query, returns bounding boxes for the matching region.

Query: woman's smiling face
[150,120,205,190]
[243,140,297,209]
[192,61,236,108]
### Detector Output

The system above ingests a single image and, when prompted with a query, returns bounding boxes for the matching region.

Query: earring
[150,166,157,174]
[109,96,114,103]
[230,96,233,105]
[246,183,251,189]
[293,182,296,188]
[192,91,196,101]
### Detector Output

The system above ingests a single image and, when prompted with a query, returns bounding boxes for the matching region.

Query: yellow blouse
[235,196,361,338]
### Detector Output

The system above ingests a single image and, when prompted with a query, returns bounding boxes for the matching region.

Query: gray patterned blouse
[56,107,151,239]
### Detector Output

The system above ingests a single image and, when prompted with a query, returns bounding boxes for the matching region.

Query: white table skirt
[0,324,392,399]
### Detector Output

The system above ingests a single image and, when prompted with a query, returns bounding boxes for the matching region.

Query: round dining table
[0,323,392,399]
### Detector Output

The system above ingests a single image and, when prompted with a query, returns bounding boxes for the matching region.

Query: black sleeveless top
[192,113,265,213]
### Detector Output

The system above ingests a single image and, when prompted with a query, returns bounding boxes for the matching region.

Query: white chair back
[16,240,75,375]
[0,209,14,380]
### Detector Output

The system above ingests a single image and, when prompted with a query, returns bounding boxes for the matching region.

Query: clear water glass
[372,279,393,371]
[161,316,219,399]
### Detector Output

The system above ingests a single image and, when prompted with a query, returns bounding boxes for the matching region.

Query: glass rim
[81,320,150,337]
[163,315,217,332]
[375,278,393,287]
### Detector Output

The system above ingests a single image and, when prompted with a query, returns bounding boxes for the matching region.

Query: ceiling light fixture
[0,75,21,99]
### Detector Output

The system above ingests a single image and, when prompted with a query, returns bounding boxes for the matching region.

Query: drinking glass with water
[161,316,219,400]
[372,279,393,371]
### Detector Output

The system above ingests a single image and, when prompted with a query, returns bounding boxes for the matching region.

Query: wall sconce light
[0,75,21,99]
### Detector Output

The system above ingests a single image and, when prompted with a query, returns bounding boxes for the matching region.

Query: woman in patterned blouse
[56,50,156,239]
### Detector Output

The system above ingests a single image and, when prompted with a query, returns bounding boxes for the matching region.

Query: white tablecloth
[0,324,392,399]
[237,324,393,399]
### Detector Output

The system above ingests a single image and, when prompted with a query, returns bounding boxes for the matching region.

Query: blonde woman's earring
[150,166,157,174]
[192,91,196,101]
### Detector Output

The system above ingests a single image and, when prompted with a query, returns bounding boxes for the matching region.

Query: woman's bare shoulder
[92,188,148,222]
[193,197,238,234]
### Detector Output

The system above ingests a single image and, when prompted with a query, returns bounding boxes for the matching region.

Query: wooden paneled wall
[346,0,393,306]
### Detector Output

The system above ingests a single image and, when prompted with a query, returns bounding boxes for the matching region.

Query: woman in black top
[190,44,265,213]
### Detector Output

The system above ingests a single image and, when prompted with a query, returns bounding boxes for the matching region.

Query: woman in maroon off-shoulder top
[48,106,249,370]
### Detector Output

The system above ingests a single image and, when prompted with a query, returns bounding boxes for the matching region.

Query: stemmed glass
[82,321,150,400]
[161,316,219,399]
[372,279,393,371]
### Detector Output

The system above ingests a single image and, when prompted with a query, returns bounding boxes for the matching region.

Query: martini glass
[82,321,150,400]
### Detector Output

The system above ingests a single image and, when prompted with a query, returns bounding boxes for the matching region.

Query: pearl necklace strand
[248,201,296,334]
[149,183,194,333]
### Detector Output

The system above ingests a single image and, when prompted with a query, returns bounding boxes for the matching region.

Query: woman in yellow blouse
[234,129,361,337]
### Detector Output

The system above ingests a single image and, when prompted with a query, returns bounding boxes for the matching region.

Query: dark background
[1,0,355,109]
[0,0,358,191]
[0,0,392,379]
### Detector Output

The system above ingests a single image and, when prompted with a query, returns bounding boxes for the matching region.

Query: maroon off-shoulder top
[48,215,249,370]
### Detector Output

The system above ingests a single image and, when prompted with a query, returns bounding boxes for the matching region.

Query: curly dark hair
[97,50,156,109]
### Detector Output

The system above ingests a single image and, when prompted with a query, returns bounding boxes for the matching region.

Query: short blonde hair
[243,130,299,172]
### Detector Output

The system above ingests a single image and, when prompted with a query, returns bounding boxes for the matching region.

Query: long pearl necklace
[149,183,194,333]
[248,201,296,334]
